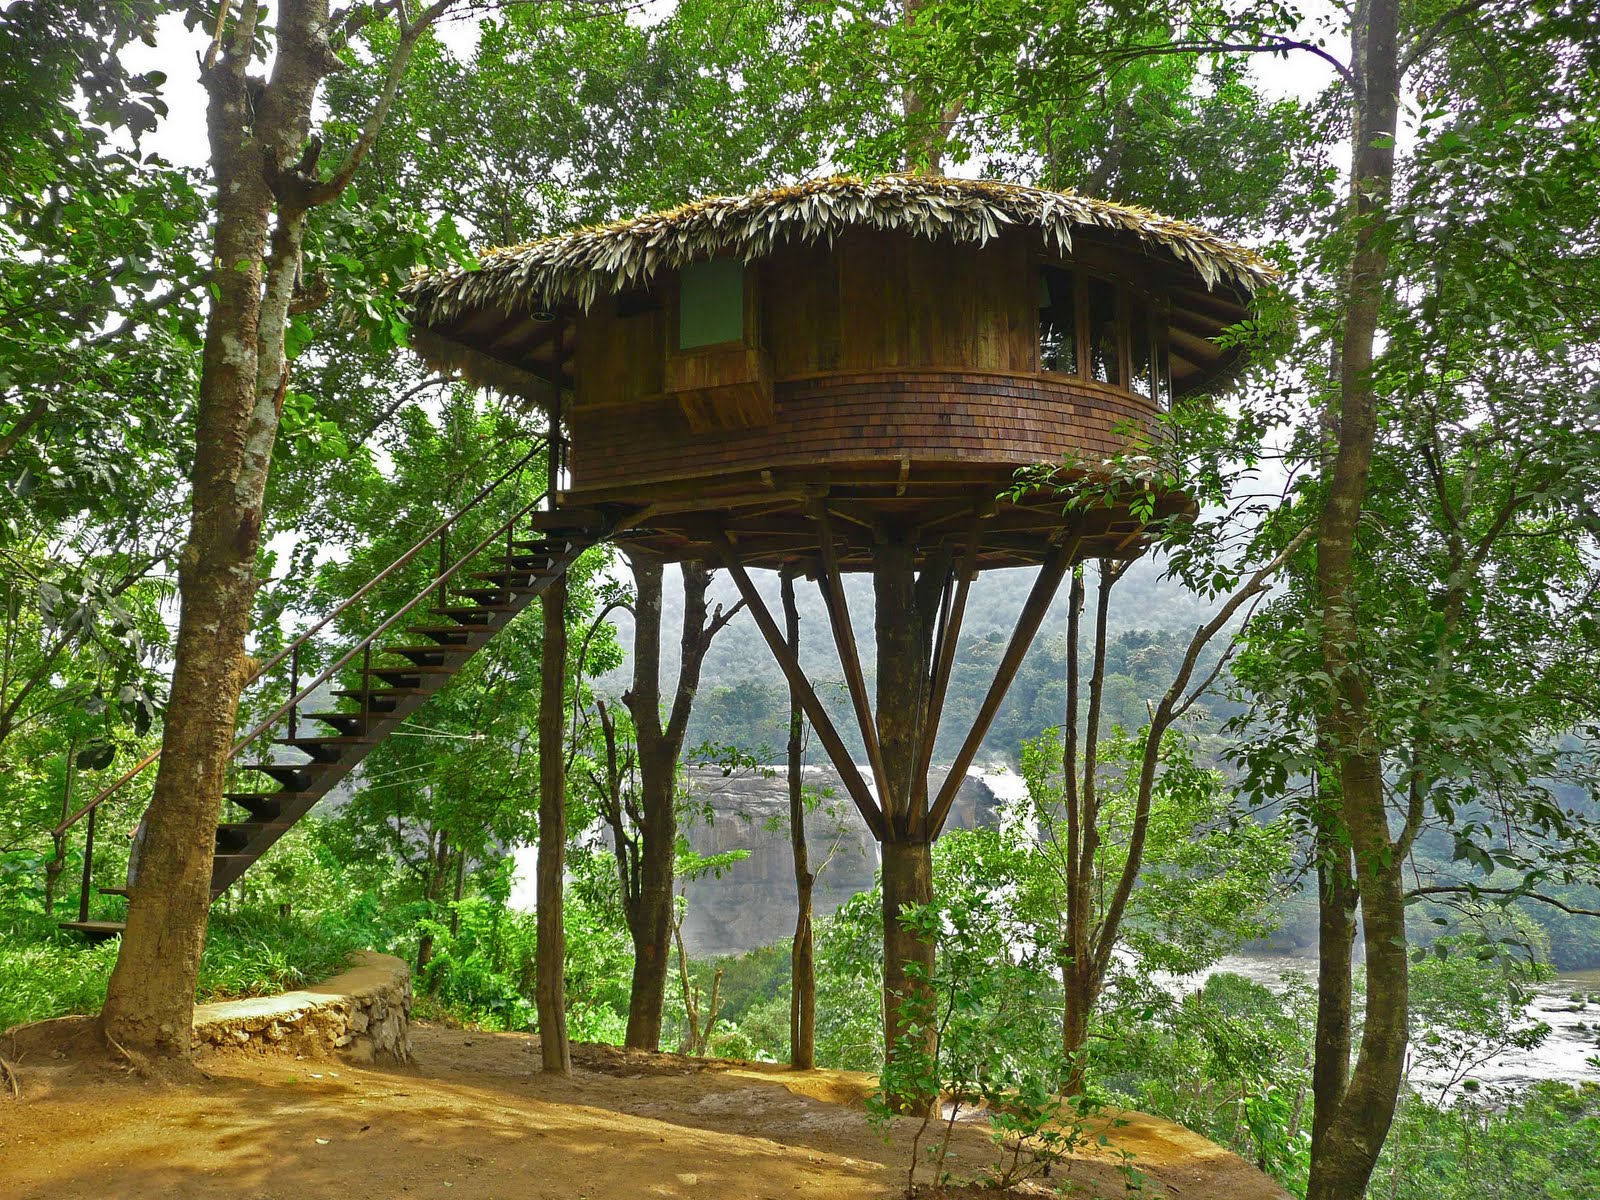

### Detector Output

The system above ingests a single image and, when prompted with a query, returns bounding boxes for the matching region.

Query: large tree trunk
[1306,3,1402,1197]
[99,0,441,1062]
[101,2,315,1058]
[536,568,571,1073]
[1310,797,1358,1161]
[874,540,936,1106]
[782,570,816,1070]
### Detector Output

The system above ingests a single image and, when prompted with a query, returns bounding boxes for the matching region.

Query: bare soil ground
[0,1020,1288,1200]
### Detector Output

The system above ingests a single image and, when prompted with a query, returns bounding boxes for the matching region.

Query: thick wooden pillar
[874,539,936,1107]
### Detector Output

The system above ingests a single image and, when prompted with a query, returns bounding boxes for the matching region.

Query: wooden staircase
[55,448,605,939]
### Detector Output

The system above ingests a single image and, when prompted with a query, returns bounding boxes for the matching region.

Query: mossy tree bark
[537,569,571,1073]
[1306,3,1403,1197]
[874,540,937,1107]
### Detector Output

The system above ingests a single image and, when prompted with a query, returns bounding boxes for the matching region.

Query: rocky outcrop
[678,765,1003,956]
[191,950,412,1063]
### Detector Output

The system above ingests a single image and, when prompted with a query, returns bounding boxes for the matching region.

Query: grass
[0,905,378,1031]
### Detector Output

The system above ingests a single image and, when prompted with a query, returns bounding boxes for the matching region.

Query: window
[678,257,745,348]
[1154,328,1172,411]
[1038,264,1168,403]
[1038,265,1078,374]
[1128,298,1152,399]
[1086,277,1121,387]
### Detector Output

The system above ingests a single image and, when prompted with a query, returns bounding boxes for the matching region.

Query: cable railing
[52,438,560,921]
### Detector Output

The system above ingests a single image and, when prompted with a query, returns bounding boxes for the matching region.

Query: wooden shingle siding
[569,369,1154,494]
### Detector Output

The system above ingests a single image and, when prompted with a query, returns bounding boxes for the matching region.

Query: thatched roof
[404,174,1276,325]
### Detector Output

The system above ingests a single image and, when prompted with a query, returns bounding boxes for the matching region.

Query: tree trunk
[1311,800,1358,1161]
[619,556,730,1051]
[417,831,449,977]
[99,0,335,1062]
[1306,3,1402,1197]
[100,36,286,1054]
[536,569,571,1073]
[782,569,816,1070]
[881,838,934,1084]
[44,737,76,915]
[97,0,450,1063]
[874,540,936,1108]
[625,739,677,1050]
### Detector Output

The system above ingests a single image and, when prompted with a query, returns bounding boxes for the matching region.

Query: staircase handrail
[52,442,547,839]
[226,486,552,761]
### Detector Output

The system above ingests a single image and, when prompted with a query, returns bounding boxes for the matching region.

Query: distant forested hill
[597,555,1228,765]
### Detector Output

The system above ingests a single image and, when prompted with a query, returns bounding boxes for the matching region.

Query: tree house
[404,174,1273,1059]
[407,176,1269,574]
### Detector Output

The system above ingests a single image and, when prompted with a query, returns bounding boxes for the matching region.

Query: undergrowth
[0,904,376,1030]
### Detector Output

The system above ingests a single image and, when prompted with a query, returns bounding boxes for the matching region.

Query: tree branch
[1408,885,1600,918]
[306,0,459,207]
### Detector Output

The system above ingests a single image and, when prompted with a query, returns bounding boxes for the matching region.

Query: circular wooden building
[403,175,1273,573]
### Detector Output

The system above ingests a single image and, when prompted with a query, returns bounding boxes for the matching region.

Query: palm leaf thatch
[404,174,1276,326]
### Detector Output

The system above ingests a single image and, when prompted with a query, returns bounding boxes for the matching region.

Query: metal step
[273,736,369,763]
[379,644,467,667]
[404,625,487,647]
[225,792,294,821]
[238,761,334,790]
[331,686,429,711]
[303,711,369,736]
[363,663,458,688]
[429,605,516,624]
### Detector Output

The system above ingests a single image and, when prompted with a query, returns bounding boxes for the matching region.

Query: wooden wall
[567,227,1157,497]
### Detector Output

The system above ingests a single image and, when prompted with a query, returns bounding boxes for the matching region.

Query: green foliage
[867,893,1108,1195]
[1408,938,1553,1105]
[1090,970,1317,1194]
[1018,726,1293,977]
[1374,1083,1600,1200]
[0,902,371,1031]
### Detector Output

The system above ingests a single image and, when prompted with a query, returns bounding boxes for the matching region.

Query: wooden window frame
[1035,257,1169,403]
[670,258,759,353]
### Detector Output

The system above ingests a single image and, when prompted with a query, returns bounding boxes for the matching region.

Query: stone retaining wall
[192,951,412,1064]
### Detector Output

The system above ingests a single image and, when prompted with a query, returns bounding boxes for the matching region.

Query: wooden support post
[810,504,892,811]
[710,533,887,842]
[78,804,95,923]
[536,415,571,1075]
[926,544,1074,838]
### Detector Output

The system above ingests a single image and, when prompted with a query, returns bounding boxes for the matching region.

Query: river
[1172,950,1600,1096]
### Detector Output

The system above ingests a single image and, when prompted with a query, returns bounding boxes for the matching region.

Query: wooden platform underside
[576,459,1187,572]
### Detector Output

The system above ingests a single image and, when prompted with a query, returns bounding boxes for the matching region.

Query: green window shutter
[678,258,745,348]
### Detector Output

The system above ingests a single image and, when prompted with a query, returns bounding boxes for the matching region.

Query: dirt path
[0,1024,1288,1200]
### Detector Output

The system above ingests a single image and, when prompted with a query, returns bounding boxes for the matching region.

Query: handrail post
[287,645,301,742]
[437,529,449,609]
[361,642,372,729]
[78,805,95,923]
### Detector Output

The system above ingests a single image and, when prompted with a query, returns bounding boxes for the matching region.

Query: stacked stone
[191,951,413,1064]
